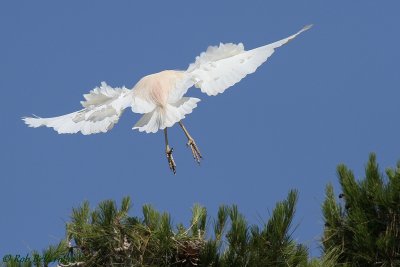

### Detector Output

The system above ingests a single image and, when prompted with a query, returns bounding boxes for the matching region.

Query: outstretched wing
[23,82,133,135]
[186,25,312,96]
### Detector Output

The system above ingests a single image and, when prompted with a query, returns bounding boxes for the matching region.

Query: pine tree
[12,190,309,266]
[322,153,400,266]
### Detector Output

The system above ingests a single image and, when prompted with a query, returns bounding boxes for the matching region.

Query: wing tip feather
[302,24,313,32]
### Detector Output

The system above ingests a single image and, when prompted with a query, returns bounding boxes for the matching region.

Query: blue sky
[1,1,400,258]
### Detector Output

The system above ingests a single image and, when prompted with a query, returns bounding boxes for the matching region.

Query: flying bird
[23,25,312,174]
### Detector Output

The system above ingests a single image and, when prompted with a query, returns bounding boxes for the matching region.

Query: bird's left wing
[186,25,312,96]
[23,82,133,135]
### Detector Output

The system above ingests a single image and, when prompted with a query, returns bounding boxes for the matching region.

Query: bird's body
[23,25,312,173]
[133,70,186,108]
[131,70,199,133]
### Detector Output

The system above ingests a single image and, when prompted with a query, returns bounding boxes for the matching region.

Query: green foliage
[247,190,309,267]
[322,153,400,266]
[38,191,309,267]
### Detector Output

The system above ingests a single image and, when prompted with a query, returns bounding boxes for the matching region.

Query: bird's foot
[166,146,176,174]
[187,138,202,164]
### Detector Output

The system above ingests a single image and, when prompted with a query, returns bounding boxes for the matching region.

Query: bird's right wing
[186,25,312,96]
[23,82,133,135]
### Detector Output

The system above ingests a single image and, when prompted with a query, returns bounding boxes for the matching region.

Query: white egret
[23,25,312,174]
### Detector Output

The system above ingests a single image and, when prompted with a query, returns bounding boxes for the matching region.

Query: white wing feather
[23,82,132,135]
[187,25,312,96]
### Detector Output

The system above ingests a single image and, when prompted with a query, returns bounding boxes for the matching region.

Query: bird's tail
[133,97,200,133]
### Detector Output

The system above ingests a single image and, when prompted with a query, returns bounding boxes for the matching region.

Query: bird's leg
[178,121,202,164]
[164,128,176,174]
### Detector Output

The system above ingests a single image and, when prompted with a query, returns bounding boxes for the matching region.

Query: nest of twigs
[174,237,205,266]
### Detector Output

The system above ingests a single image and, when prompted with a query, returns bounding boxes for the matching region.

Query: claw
[166,146,176,174]
[187,138,202,164]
